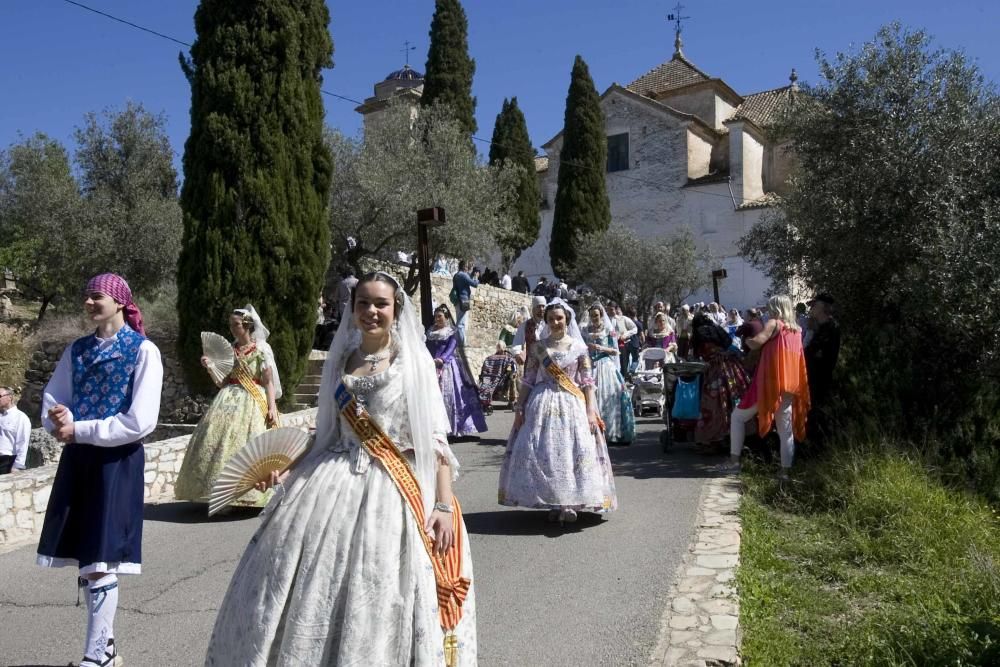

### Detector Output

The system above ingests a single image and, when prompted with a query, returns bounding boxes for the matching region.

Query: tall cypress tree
[550,55,610,279]
[489,97,540,269]
[422,0,477,135]
[176,0,333,395]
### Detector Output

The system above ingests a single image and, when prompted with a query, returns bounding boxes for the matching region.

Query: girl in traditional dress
[690,313,751,452]
[730,295,811,480]
[175,306,281,509]
[205,272,476,666]
[499,299,618,524]
[582,304,635,445]
[426,304,488,438]
[37,273,163,667]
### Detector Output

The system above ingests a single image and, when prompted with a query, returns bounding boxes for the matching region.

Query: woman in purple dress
[426,305,488,437]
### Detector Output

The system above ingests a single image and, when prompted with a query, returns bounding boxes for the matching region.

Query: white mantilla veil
[235,304,282,399]
[312,271,450,519]
[581,302,613,338]
[544,297,585,347]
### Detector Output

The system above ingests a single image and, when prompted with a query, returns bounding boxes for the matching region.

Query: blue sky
[3,0,998,172]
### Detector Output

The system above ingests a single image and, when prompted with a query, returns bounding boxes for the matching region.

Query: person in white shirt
[0,386,30,473]
[511,296,547,365]
[707,302,728,327]
[501,272,512,290]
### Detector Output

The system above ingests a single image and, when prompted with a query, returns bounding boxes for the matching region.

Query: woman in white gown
[205,272,477,666]
[498,299,618,524]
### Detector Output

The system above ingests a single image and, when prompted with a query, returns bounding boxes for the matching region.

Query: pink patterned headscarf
[86,273,145,336]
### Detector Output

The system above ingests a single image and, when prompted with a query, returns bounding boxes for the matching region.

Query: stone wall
[0,407,318,548]
[361,261,533,374]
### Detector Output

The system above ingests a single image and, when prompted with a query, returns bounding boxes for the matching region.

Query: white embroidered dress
[204,354,477,666]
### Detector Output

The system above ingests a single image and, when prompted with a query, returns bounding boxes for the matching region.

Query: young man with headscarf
[36,273,163,667]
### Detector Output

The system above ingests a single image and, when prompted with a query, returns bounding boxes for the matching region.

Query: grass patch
[738,443,1000,666]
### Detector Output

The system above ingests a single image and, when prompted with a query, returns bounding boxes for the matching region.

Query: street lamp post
[416,207,446,329]
[711,268,727,304]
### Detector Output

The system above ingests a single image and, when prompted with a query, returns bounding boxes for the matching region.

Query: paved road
[0,409,719,667]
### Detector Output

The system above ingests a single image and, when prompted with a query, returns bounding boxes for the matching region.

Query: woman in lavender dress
[426,305,488,437]
[498,299,618,524]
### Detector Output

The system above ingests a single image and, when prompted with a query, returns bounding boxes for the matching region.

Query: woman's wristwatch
[434,502,454,513]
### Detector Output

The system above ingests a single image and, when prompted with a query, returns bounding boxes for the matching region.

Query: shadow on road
[607,417,727,480]
[463,509,608,537]
[143,501,262,524]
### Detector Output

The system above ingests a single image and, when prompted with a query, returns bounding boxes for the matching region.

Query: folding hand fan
[201,331,235,385]
[208,427,310,516]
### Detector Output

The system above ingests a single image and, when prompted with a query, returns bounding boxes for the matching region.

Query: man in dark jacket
[511,271,530,294]
[805,293,841,442]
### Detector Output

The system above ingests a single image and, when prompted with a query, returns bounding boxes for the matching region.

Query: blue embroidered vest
[70,325,145,422]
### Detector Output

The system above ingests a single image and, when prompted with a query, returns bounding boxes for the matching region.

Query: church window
[607,133,629,172]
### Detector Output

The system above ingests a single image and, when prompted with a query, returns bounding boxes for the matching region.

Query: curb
[650,474,742,666]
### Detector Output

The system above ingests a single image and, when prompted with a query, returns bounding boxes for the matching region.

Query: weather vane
[667,2,691,56]
[401,40,416,67]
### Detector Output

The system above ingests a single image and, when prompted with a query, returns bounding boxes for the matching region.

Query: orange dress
[738,323,811,439]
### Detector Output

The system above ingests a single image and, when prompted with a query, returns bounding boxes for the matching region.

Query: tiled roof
[534,156,549,173]
[626,54,712,97]
[728,86,794,127]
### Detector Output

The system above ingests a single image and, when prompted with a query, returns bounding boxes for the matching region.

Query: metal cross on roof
[667,2,691,56]
[401,40,416,66]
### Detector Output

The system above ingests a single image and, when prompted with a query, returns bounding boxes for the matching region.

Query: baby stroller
[631,347,669,417]
[659,361,709,452]
[478,352,517,415]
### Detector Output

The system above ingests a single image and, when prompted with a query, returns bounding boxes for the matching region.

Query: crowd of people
[12,264,840,666]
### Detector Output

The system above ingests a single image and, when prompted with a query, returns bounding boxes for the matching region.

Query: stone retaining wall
[362,261,534,373]
[0,408,318,549]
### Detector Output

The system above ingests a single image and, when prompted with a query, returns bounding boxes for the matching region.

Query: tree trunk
[36,295,53,321]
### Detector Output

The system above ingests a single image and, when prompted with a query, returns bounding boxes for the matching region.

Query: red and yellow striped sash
[335,381,470,661]
[542,352,586,402]
[232,358,275,427]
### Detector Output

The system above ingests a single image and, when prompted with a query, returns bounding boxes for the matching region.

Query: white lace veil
[235,304,282,399]
[544,297,585,345]
[582,302,613,337]
[312,272,449,519]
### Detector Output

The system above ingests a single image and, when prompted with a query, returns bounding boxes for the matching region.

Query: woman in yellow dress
[175,305,281,510]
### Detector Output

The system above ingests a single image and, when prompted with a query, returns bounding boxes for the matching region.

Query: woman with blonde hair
[729,295,810,479]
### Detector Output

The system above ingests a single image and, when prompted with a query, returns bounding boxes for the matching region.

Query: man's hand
[48,404,70,427]
[54,422,75,443]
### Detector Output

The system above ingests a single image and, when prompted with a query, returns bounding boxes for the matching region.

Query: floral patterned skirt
[498,384,618,512]
[695,352,751,445]
[174,384,271,506]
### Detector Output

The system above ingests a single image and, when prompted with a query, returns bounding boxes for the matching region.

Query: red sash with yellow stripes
[335,381,470,664]
[541,350,605,432]
[542,351,586,402]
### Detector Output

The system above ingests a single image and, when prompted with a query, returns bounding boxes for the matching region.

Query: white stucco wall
[513,90,775,311]
[728,121,765,204]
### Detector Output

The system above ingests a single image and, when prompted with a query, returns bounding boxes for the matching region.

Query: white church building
[356,36,797,311]
[512,35,798,310]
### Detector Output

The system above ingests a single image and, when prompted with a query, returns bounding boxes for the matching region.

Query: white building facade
[513,42,797,311]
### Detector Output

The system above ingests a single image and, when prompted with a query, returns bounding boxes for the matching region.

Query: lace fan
[208,427,310,516]
[201,331,235,384]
